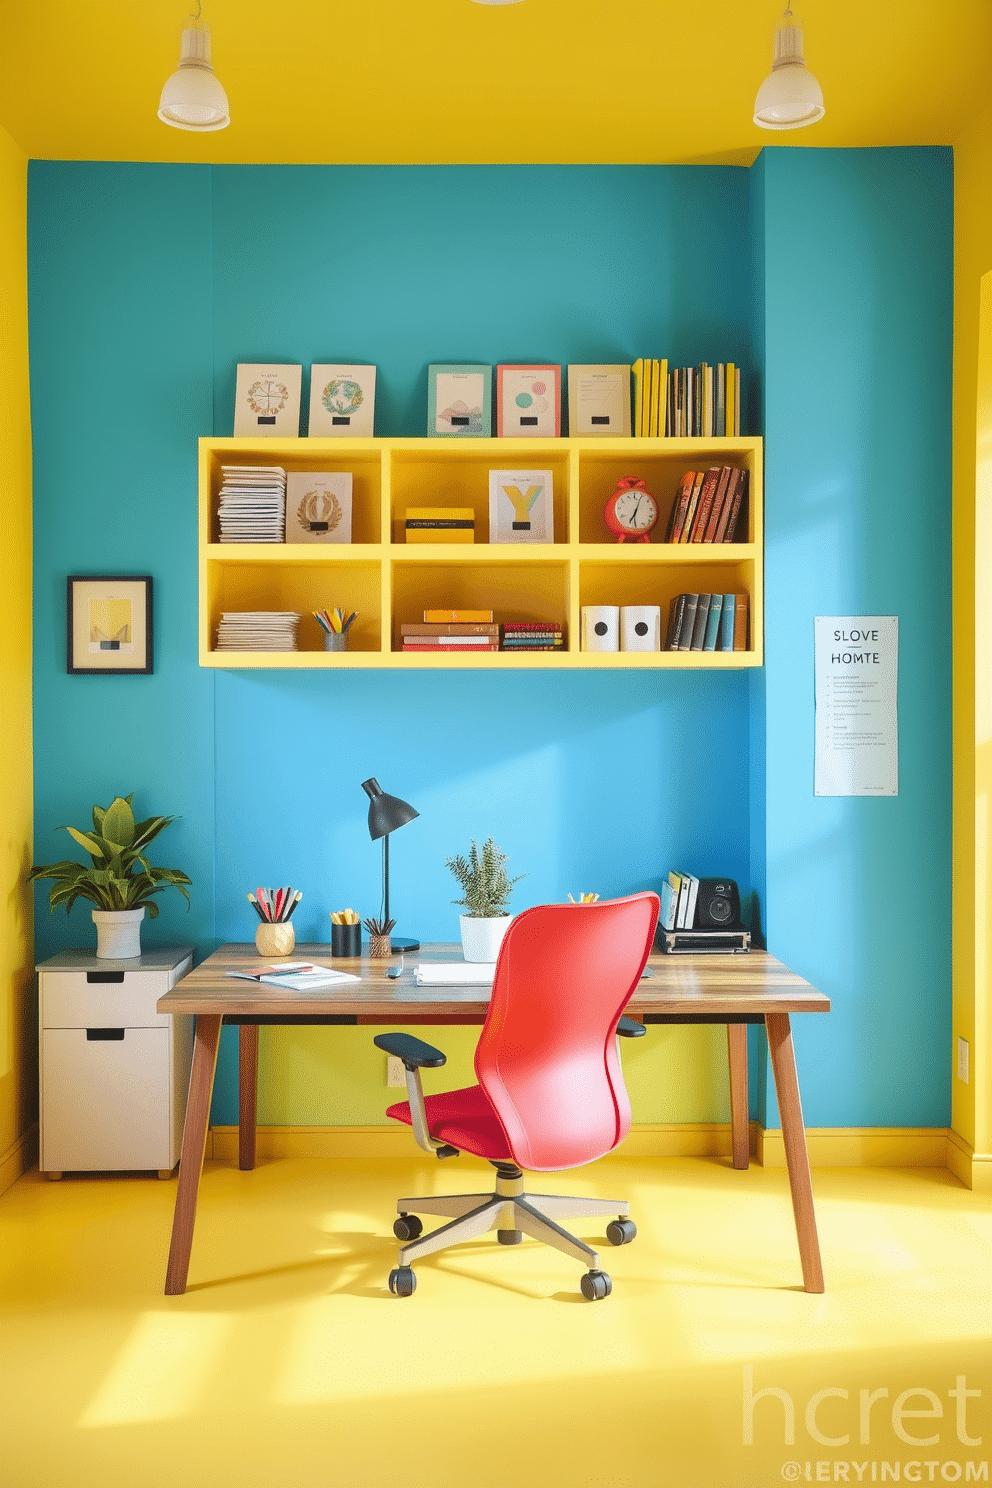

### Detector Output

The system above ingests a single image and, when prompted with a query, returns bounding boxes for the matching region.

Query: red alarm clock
[605,476,658,543]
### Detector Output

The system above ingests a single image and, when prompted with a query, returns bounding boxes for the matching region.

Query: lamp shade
[753,8,824,130]
[362,778,419,841]
[158,21,230,132]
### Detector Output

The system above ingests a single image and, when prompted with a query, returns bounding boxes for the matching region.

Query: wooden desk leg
[239,1024,259,1172]
[727,1024,750,1170]
[165,1014,222,1296]
[765,1013,825,1294]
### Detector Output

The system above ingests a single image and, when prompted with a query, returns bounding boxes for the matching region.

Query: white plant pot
[460,914,511,964]
[92,908,145,960]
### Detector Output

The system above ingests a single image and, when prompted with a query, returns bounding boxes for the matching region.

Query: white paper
[414,963,496,986]
[814,616,898,796]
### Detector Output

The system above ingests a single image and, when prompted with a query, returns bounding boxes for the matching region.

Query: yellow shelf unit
[199,437,763,668]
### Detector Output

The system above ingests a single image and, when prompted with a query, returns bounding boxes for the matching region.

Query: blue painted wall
[29,162,753,1125]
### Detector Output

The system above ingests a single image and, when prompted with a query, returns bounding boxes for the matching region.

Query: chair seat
[386,1083,512,1161]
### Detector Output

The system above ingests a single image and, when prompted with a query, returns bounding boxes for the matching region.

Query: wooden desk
[157,943,829,1296]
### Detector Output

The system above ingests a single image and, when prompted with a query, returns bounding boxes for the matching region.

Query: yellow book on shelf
[631,359,644,437]
[643,359,654,438]
[405,506,475,544]
[725,365,735,436]
[650,358,665,438]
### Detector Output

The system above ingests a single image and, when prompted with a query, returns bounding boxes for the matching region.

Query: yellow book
[405,506,475,544]
[651,358,667,438]
[726,365,736,436]
[631,359,644,437]
[642,359,653,438]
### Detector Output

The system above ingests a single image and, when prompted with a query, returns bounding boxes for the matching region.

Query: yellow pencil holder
[255,923,295,957]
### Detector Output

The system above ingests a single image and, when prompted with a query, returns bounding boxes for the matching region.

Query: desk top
[157,942,829,1021]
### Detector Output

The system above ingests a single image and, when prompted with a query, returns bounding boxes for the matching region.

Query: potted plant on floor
[28,794,191,958]
[445,836,524,963]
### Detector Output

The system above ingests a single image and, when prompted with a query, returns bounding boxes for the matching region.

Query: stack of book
[501,622,565,652]
[217,465,287,542]
[664,593,748,652]
[664,466,748,544]
[214,611,301,651]
[405,507,475,544]
[661,870,699,931]
[631,359,668,437]
[630,362,743,437]
[401,608,497,652]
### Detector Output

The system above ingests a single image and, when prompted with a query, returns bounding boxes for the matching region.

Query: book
[667,471,695,543]
[721,469,748,543]
[405,506,474,544]
[726,364,736,437]
[677,594,699,651]
[660,876,678,932]
[226,961,359,990]
[733,594,749,651]
[632,359,645,437]
[703,465,734,543]
[685,874,700,928]
[567,364,631,436]
[702,592,724,650]
[308,363,376,437]
[678,471,706,543]
[400,634,494,645]
[503,621,561,631]
[403,642,499,652]
[286,472,353,544]
[424,609,493,622]
[674,872,691,929]
[719,593,736,651]
[689,593,711,650]
[713,468,740,543]
[665,593,687,650]
[716,363,726,436]
[651,359,666,437]
[689,467,722,542]
[402,623,499,637]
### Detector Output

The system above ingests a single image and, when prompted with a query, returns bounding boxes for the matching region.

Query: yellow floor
[2,1154,991,1488]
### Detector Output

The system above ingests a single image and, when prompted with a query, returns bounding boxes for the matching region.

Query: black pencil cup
[331,922,361,958]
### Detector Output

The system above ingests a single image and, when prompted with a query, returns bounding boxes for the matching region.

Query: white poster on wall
[814,616,898,796]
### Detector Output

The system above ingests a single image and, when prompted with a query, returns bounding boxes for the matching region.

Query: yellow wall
[0,122,34,1193]
[952,99,992,1180]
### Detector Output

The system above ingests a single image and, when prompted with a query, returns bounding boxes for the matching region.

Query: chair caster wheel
[606,1218,636,1246]
[497,1228,523,1245]
[388,1267,417,1296]
[393,1214,423,1241]
[580,1269,612,1301]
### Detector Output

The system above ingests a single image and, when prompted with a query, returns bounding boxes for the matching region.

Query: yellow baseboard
[754,1124,951,1169]
[946,1128,992,1191]
[0,1124,38,1197]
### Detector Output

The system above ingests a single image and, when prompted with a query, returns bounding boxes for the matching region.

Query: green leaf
[92,804,106,833]
[101,796,136,848]
[61,826,110,861]
[131,816,176,850]
[144,900,160,919]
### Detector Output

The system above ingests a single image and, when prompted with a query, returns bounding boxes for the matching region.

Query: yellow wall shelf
[199,437,763,668]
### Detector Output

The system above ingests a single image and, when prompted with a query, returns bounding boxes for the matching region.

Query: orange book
[733,594,749,651]
[678,471,706,543]
[423,609,493,623]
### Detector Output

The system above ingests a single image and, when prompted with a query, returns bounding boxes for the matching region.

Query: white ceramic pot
[92,908,145,959]
[460,914,511,964]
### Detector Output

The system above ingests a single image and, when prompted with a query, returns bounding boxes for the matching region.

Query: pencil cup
[621,605,661,651]
[255,922,295,956]
[324,632,348,652]
[331,921,361,957]
[581,606,619,652]
[368,934,392,959]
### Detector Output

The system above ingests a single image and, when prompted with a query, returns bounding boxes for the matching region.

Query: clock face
[613,488,658,532]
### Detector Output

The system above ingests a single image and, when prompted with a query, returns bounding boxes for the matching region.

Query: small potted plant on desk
[445,836,524,963]
[28,793,191,959]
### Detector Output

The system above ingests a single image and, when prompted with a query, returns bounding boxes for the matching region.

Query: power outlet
[387,1055,406,1089]
[957,1037,970,1084]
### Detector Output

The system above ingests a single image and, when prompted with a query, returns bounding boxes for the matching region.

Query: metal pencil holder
[331,921,361,957]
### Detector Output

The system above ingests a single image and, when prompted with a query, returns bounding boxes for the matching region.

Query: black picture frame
[66,575,154,675]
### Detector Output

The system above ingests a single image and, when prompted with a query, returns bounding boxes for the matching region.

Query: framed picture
[496,364,561,438]
[285,472,353,543]
[234,363,303,437]
[67,575,153,675]
[489,469,554,543]
[428,364,492,437]
[567,364,632,437]
[308,364,376,436]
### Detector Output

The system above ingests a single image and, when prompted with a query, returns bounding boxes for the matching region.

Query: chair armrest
[373,1032,447,1069]
[617,1016,646,1038]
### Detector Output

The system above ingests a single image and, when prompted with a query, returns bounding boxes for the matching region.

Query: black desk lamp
[361,777,420,952]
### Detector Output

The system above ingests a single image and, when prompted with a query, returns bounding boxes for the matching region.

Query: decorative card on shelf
[428,364,492,438]
[308,364,376,437]
[496,364,561,438]
[567,364,632,437]
[489,470,554,544]
[234,364,303,437]
[285,472,353,543]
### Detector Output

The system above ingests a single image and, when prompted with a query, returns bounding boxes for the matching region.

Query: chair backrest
[474,892,660,1172]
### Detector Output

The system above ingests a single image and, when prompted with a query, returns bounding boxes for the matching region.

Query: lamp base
[390,936,421,952]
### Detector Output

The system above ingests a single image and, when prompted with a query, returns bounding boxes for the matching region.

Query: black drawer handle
[86,1028,125,1041]
[86,972,125,984]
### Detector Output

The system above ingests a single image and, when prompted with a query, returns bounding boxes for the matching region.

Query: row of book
[664,466,747,544]
[664,593,749,653]
[660,870,700,931]
[399,611,565,653]
[631,361,743,439]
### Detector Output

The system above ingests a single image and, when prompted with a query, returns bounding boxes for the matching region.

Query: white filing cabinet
[37,947,194,1178]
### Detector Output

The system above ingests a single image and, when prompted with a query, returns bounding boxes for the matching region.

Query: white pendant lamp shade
[158,20,230,132]
[753,7,824,130]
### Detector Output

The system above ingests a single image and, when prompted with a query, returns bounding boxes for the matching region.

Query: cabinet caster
[393,1214,423,1241]
[606,1218,636,1246]
[580,1269,613,1301]
[389,1267,417,1296]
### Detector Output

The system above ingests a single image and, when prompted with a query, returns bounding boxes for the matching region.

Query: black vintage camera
[694,878,741,929]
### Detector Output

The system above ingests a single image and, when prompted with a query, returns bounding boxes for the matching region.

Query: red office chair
[373,891,660,1300]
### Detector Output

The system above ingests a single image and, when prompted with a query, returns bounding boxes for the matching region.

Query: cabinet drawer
[40,961,190,1029]
[40,1027,171,1171]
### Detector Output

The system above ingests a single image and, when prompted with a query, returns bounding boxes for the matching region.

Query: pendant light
[753,5,824,130]
[158,3,230,132]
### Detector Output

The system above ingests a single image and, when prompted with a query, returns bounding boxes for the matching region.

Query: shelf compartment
[202,440,384,544]
[389,440,571,545]
[575,439,760,545]
[390,559,569,652]
[578,556,761,662]
[204,558,382,657]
